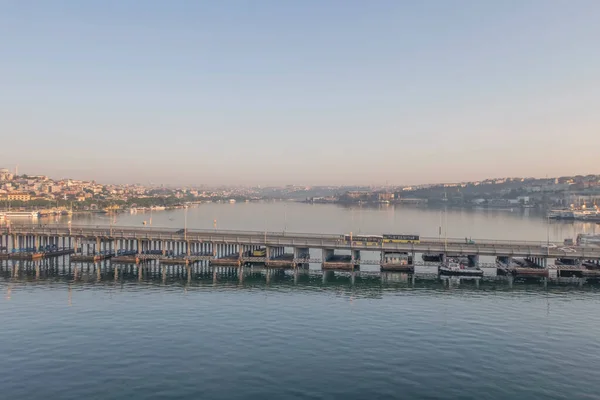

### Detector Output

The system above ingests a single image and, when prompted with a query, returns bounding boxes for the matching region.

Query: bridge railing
[3,224,598,257]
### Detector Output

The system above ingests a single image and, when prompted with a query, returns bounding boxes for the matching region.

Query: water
[4,204,600,399]
[2,265,600,399]
[61,202,599,242]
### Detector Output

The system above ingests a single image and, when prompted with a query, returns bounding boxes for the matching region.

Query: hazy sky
[1,1,599,186]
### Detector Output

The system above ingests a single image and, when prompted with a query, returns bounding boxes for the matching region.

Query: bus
[253,249,267,257]
[343,234,383,246]
[383,234,420,244]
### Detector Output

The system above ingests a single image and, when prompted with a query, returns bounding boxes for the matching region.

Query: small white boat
[439,260,483,276]
[0,211,39,218]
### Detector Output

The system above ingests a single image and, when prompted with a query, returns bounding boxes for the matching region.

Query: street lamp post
[284,203,287,235]
[184,206,188,240]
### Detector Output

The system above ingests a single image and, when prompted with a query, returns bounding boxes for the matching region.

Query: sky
[1,1,599,186]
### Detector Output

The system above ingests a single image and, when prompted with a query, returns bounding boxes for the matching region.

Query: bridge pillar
[294,247,310,259]
[468,255,479,267]
[322,248,334,262]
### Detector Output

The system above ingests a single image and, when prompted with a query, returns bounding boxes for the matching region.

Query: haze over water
[68,202,598,242]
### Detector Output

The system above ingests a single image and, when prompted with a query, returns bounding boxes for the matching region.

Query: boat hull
[439,268,483,277]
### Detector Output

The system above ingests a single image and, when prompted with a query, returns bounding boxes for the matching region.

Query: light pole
[284,203,287,234]
[546,213,550,255]
[184,205,188,240]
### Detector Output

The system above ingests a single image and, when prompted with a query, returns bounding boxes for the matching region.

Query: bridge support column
[294,247,310,259]
[468,255,479,267]
[351,250,360,263]
[322,248,334,262]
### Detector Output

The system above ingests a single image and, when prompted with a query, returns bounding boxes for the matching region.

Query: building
[7,192,31,201]
[0,168,13,181]
[378,192,395,202]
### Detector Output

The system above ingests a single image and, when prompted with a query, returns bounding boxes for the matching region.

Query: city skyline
[1,164,599,189]
[2,1,600,185]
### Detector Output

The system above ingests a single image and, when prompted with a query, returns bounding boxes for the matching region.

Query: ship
[573,209,600,222]
[547,209,575,219]
[577,234,600,247]
[0,211,39,218]
[439,259,483,277]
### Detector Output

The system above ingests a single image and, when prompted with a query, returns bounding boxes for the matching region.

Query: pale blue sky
[1,1,599,185]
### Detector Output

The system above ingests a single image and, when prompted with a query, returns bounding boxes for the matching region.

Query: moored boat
[422,253,443,262]
[439,259,483,276]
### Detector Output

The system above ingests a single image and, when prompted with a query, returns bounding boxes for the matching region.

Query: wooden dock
[71,254,112,262]
[511,267,549,277]
[265,254,296,268]
[9,252,44,260]
[160,258,191,265]
[211,256,242,266]
[112,256,143,264]
[380,263,414,272]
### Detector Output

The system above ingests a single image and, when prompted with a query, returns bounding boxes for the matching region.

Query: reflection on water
[3,258,600,400]
[2,259,599,296]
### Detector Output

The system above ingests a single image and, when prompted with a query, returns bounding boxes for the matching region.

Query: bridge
[1,224,600,272]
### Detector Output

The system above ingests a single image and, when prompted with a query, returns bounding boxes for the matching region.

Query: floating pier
[265,254,296,269]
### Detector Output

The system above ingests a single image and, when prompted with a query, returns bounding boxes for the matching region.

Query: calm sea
[3,203,600,399]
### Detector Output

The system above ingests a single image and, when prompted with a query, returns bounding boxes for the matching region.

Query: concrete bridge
[1,224,600,271]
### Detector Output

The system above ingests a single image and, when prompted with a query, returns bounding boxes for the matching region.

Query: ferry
[547,209,575,219]
[577,234,600,247]
[0,211,39,218]
[439,259,483,277]
[573,210,600,222]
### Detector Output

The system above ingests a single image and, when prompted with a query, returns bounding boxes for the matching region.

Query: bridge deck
[3,224,600,259]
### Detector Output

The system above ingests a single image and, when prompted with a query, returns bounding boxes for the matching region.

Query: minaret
[15,165,18,176]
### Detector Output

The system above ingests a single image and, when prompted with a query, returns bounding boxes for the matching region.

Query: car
[559,247,577,253]
[175,229,185,234]
[541,243,557,249]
